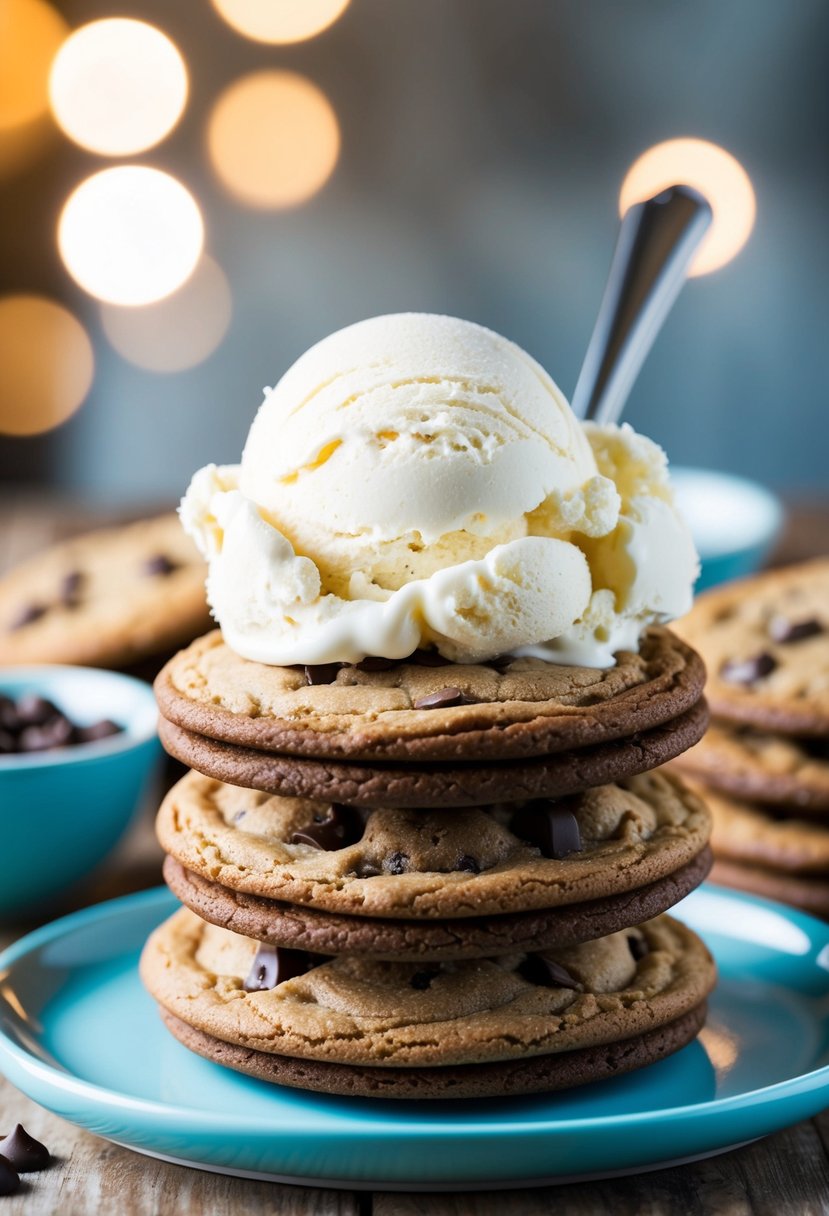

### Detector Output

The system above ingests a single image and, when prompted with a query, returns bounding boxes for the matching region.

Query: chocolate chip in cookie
[510,801,583,860]
[243,944,316,991]
[519,955,582,990]
[720,652,777,686]
[768,615,823,644]
[291,804,363,851]
[142,553,179,577]
[10,601,48,631]
[413,686,472,710]
[304,663,343,686]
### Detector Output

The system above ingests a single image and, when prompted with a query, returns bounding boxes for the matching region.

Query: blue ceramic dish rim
[0,665,158,771]
[671,466,784,559]
[1,883,829,1138]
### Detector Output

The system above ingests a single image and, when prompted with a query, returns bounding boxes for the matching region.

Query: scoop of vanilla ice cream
[181,313,696,667]
[238,313,603,596]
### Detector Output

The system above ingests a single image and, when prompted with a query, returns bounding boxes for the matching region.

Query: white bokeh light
[620,138,756,276]
[49,18,188,156]
[100,255,232,372]
[58,166,204,306]
[211,0,350,44]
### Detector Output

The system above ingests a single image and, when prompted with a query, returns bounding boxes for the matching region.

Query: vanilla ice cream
[181,313,697,667]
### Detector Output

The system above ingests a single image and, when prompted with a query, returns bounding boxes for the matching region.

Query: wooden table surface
[1,494,828,1216]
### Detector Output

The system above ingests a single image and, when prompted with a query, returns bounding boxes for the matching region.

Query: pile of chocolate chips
[0,693,123,755]
[0,1124,51,1196]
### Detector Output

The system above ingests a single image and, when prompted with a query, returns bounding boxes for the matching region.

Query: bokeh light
[211,0,349,44]
[100,255,232,372]
[58,166,204,306]
[49,18,187,156]
[0,295,94,436]
[619,138,755,276]
[0,0,67,132]
[207,70,340,209]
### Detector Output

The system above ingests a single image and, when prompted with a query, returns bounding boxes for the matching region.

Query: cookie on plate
[674,722,829,812]
[0,514,211,670]
[155,626,705,765]
[676,559,829,736]
[141,908,714,1099]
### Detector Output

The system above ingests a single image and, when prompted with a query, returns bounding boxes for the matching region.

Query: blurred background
[0,0,827,505]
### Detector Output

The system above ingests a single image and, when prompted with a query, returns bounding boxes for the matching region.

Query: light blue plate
[1,885,828,1190]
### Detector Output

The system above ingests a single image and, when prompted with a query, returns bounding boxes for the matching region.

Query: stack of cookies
[675,559,829,918]
[140,624,716,1099]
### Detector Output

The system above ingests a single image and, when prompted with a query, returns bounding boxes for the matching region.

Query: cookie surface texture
[155,627,705,763]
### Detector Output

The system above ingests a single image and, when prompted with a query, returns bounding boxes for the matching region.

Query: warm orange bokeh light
[0,0,67,131]
[208,71,340,209]
[58,166,204,306]
[100,255,232,372]
[0,295,94,436]
[619,138,755,276]
[49,18,187,156]
[211,0,349,44]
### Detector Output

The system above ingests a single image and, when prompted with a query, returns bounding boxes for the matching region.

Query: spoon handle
[571,185,713,425]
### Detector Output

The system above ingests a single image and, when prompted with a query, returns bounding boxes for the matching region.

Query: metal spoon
[571,184,713,425]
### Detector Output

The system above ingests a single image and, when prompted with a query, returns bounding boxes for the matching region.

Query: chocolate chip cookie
[158,698,708,808]
[704,787,829,875]
[163,850,711,960]
[141,908,714,1098]
[676,560,829,736]
[156,769,711,924]
[0,514,211,669]
[155,626,705,764]
[674,722,829,812]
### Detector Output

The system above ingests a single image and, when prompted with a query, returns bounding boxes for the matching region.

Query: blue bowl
[0,667,161,920]
[671,468,784,592]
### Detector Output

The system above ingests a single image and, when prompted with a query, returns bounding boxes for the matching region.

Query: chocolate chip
[0,1156,19,1196]
[510,801,583,860]
[142,553,178,577]
[386,851,410,875]
[413,686,470,710]
[0,729,16,753]
[354,861,382,879]
[455,854,480,873]
[0,695,19,732]
[19,715,74,753]
[628,934,649,962]
[304,663,343,686]
[409,649,452,667]
[10,602,48,630]
[488,655,514,674]
[0,1124,50,1172]
[355,656,398,672]
[243,944,315,992]
[75,718,122,744]
[292,804,363,851]
[410,969,438,991]
[15,694,61,727]
[60,569,84,607]
[768,615,823,644]
[720,652,778,685]
[519,955,582,990]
